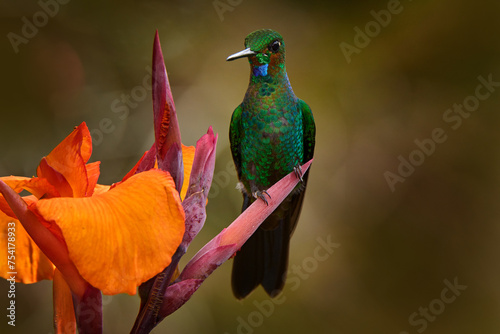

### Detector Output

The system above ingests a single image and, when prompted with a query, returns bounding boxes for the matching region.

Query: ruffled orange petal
[35,169,185,295]
[38,122,93,198]
[0,210,55,283]
[0,176,60,199]
[93,184,110,195]
[85,161,100,197]
[37,158,74,197]
[180,144,195,200]
[0,176,33,193]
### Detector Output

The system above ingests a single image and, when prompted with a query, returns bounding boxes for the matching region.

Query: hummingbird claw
[253,190,271,205]
[293,165,303,182]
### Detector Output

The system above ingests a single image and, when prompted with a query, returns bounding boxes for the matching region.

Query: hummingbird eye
[268,40,281,53]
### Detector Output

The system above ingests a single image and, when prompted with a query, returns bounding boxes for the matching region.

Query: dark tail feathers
[231,219,290,299]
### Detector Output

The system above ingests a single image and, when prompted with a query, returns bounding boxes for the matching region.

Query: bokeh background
[1,0,500,333]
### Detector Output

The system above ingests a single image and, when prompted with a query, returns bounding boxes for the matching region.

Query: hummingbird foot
[253,190,271,205]
[293,165,304,182]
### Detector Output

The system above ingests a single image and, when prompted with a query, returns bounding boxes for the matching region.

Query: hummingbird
[227,29,316,299]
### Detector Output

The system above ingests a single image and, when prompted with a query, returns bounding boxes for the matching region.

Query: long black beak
[226,48,256,61]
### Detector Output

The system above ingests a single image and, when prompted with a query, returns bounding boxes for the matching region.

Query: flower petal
[37,122,94,197]
[184,127,217,200]
[180,144,195,201]
[37,158,74,197]
[93,184,110,195]
[35,169,186,295]
[180,129,217,249]
[0,211,54,283]
[0,176,60,199]
[85,162,100,197]
[153,31,183,191]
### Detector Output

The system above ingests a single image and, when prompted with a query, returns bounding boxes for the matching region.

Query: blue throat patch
[253,64,268,77]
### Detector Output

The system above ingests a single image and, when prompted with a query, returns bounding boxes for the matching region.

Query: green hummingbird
[227,29,316,299]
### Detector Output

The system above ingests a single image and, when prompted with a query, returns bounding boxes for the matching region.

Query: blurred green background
[1,0,500,333]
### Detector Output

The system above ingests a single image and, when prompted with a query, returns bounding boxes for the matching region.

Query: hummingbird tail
[231,170,310,299]
[231,221,290,299]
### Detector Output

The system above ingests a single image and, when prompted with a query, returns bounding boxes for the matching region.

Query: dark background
[1,0,499,333]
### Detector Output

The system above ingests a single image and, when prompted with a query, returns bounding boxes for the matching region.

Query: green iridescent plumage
[227,29,316,299]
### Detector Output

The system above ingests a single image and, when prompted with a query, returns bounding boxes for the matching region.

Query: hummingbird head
[227,29,285,77]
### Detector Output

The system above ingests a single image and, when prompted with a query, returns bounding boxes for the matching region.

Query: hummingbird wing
[299,99,316,163]
[281,99,315,238]
[229,104,243,181]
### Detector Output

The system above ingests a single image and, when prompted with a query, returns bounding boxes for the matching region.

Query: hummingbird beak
[226,48,256,61]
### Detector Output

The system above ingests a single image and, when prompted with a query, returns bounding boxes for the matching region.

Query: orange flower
[0,122,190,295]
[1,30,218,334]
